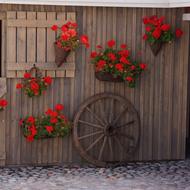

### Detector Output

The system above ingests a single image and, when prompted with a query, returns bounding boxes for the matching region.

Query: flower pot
[95,72,123,82]
[54,43,71,67]
[149,42,162,56]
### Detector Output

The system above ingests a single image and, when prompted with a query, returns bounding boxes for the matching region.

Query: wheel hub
[104,125,116,136]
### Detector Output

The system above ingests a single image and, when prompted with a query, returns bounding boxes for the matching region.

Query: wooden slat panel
[7,63,75,70]
[7,19,67,28]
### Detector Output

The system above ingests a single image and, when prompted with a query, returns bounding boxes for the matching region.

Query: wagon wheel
[73,93,141,167]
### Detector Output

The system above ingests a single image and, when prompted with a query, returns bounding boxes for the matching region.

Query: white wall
[0,0,189,7]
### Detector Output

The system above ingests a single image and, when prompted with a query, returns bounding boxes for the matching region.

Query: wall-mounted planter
[149,42,162,56]
[95,72,123,82]
[54,43,71,67]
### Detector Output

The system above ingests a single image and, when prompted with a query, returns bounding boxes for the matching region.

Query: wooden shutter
[6,11,76,78]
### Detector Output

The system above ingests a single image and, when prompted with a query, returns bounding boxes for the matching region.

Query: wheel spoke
[98,136,107,160]
[78,131,103,140]
[86,134,104,152]
[116,132,135,142]
[78,120,104,129]
[108,98,114,124]
[97,100,109,125]
[114,136,130,153]
[85,107,106,126]
[108,137,113,160]
[116,120,135,129]
[111,106,128,126]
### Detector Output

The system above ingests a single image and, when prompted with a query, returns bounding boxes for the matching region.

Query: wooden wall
[0,4,189,166]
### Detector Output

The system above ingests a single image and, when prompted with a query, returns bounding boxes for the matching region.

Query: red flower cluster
[0,99,8,111]
[16,72,52,97]
[51,21,89,51]
[19,104,70,142]
[143,15,183,44]
[90,39,147,87]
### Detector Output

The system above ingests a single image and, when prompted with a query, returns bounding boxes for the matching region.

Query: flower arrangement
[90,40,147,88]
[0,99,8,111]
[16,66,52,98]
[51,21,89,67]
[19,104,71,142]
[143,15,183,55]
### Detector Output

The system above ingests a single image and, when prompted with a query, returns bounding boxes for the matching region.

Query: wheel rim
[73,93,141,167]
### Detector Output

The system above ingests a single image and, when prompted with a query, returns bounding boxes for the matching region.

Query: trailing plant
[90,40,147,88]
[19,104,71,142]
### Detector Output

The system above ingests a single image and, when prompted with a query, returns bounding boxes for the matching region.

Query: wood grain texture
[2,6,189,166]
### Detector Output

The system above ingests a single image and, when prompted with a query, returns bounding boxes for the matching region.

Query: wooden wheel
[73,93,140,167]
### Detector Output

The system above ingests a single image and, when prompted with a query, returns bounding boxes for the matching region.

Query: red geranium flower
[96,45,102,49]
[30,82,39,91]
[126,76,133,82]
[61,25,68,32]
[108,53,116,61]
[96,60,106,71]
[90,51,98,58]
[45,126,54,134]
[152,28,161,39]
[175,28,183,38]
[120,44,127,49]
[120,56,130,64]
[50,117,58,124]
[145,26,152,32]
[131,65,136,70]
[27,135,34,142]
[0,99,8,107]
[143,17,149,24]
[161,24,171,31]
[140,63,147,70]
[107,40,115,48]
[43,76,52,85]
[80,35,90,48]
[16,83,23,89]
[143,34,148,40]
[51,25,58,31]
[24,72,31,79]
[55,104,64,111]
[115,64,123,72]
[45,108,53,116]
[61,34,70,41]
[27,116,35,124]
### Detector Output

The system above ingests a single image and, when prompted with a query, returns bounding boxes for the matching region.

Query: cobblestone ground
[0,160,190,190]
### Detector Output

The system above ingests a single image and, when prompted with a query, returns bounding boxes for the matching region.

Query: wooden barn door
[5,11,76,165]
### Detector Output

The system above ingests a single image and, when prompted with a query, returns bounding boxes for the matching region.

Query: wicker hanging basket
[95,72,123,82]
[54,43,71,67]
[149,42,162,56]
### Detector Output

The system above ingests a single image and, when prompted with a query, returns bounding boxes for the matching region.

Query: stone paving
[0,160,190,190]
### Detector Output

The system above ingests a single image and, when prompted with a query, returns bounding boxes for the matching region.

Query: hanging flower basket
[95,72,123,82]
[16,65,52,98]
[19,104,71,142]
[90,40,147,88]
[51,22,90,67]
[149,41,162,56]
[54,43,71,67]
[142,15,183,56]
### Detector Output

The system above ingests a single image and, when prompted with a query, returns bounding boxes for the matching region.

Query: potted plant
[51,22,90,67]
[19,104,71,142]
[143,15,183,55]
[16,65,52,98]
[90,40,147,88]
